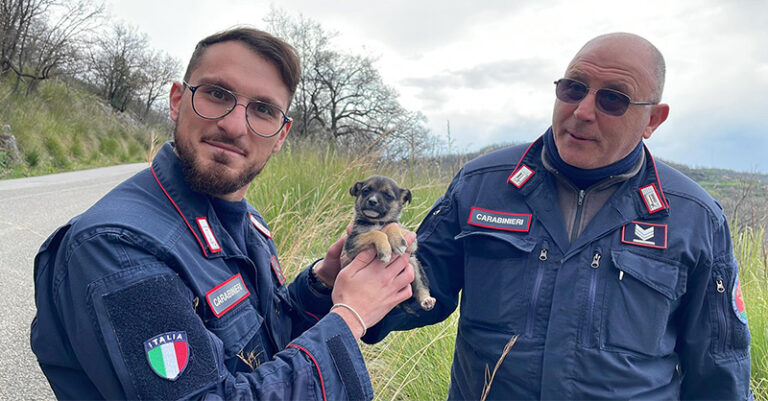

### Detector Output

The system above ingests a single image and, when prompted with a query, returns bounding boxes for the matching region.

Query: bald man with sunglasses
[364,32,753,400]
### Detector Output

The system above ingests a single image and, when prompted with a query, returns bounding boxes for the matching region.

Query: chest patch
[206,274,250,318]
[144,331,189,381]
[468,207,532,232]
[270,256,286,285]
[621,221,667,249]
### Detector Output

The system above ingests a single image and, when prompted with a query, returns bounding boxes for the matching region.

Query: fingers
[390,258,415,288]
[325,234,347,259]
[343,248,376,273]
[404,231,416,246]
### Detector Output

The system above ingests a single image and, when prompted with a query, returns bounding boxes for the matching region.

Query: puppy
[343,175,435,311]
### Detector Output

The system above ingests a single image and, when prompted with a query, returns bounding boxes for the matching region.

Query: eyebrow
[195,77,285,108]
[566,72,632,96]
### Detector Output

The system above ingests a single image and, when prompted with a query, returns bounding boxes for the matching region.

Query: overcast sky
[104,0,768,173]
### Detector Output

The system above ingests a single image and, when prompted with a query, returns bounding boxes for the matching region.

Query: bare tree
[264,8,437,154]
[137,49,180,121]
[87,23,148,112]
[0,0,48,76]
[20,0,103,93]
[265,8,332,141]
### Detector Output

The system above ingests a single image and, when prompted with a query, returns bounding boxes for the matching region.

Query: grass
[0,76,161,179]
[733,223,768,398]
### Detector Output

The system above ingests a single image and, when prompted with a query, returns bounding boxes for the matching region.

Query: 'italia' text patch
[468,207,531,232]
[621,221,667,249]
[206,274,250,318]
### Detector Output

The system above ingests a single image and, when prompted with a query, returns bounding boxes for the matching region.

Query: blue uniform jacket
[31,142,372,400]
[365,133,752,400]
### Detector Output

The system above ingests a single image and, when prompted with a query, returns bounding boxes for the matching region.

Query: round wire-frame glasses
[183,81,290,138]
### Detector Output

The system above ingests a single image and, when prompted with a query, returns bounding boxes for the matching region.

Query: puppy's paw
[377,248,392,263]
[420,296,436,311]
[387,233,407,256]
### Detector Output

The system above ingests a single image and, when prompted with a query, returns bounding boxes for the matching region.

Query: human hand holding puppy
[330,233,416,339]
[312,232,415,339]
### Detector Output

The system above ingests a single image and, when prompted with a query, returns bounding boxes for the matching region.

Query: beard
[174,124,265,197]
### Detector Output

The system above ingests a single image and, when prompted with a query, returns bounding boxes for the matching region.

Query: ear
[169,81,184,122]
[271,118,291,154]
[350,181,364,197]
[642,103,670,140]
[401,189,412,204]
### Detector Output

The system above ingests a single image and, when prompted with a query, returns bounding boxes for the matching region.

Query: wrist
[308,259,333,294]
[311,259,336,288]
[330,304,366,339]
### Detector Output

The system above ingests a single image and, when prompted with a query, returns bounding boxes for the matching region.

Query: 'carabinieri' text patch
[468,207,532,232]
[206,274,250,317]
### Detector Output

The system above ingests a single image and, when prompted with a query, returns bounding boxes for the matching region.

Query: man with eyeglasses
[30,27,415,400]
[364,32,753,400]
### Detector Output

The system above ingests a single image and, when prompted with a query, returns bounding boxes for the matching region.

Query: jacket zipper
[525,246,548,337]
[715,276,728,353]
[582,250,601,347]
[570,190,586,242]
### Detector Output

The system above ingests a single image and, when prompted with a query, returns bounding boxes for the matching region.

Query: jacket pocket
[603,249,685,356]
[708,269,751,358]
[455,230,537,332]
[204,301,264,360]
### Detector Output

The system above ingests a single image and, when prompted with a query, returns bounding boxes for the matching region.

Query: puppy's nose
[367,196,378,206]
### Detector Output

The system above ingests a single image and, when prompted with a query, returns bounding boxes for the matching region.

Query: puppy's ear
[350,181,364,197]
[401,188,412,204]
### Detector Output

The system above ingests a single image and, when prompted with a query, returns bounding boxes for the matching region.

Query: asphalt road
[0,163,147,400]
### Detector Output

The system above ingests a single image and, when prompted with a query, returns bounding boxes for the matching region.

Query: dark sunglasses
[554,78,657,116]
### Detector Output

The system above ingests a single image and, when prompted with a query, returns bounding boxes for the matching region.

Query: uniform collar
[507,128,670,219]
[150,141,274,258]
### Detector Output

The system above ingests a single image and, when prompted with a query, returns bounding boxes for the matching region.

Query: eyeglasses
[183,81,290,138]
[554,78,658,116]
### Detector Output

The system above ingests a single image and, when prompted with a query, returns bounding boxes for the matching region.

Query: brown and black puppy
[343,175,435,311]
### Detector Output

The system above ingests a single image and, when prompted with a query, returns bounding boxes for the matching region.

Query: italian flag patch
[144,331,189,381]
[732,275,748,324]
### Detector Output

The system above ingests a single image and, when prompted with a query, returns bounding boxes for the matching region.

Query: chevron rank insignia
[621,221,667,249]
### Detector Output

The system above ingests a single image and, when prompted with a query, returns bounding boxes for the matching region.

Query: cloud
[278,0,535,57]
[399,58,553,111]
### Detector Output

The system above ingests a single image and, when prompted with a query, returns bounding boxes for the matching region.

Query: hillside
[0,76,170,179]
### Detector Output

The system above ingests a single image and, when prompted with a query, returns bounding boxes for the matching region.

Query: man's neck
[212,184,250,202]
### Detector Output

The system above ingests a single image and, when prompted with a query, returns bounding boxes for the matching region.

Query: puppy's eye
[361,187,371,196]
[383,192,394,200]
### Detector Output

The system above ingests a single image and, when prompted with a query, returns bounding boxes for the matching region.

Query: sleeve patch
[326,335,366,400]
[100,274,218,399]
[731,274,748,324]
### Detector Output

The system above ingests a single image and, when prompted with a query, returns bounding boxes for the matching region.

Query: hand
[312,234,347,287]
[330,232,416,339]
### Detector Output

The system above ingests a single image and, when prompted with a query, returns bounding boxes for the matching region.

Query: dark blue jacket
[365,134,752,400]
[31,142,372,400]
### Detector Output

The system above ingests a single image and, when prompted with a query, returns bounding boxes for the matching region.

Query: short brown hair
[183,27,301,108]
